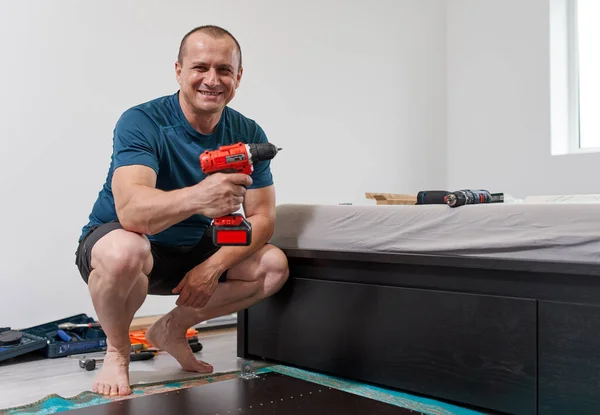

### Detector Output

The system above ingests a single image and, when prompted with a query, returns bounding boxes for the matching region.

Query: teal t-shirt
[79,91,274,246]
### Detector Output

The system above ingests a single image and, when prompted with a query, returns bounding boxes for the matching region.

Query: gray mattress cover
[269,203,600,264]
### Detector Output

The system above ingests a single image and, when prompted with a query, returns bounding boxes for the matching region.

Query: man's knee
[226,244,289,293]
[90,230,152,284]
[261,245,289,293]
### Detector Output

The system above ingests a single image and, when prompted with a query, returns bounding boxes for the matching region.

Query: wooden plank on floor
[65,372,409,415]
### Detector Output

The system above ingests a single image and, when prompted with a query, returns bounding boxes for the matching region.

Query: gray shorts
[74,221,227,295]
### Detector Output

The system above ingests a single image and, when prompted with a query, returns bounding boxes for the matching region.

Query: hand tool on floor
[79,351,156,371]
[130,343,151,352]
[57,330,84,342]
[188,336,203,353]
[200,142,281,246]
[445,189,504,207]
[58,322,101,330]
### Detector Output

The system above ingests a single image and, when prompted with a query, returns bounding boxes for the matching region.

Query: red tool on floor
[200,142,281,246]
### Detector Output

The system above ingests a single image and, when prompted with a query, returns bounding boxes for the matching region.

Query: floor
[0,327,248,411]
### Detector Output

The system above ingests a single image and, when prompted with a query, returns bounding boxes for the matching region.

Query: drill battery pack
[212,214,252,246]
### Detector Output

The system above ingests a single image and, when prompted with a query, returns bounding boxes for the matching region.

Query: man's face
[176,32,242,116]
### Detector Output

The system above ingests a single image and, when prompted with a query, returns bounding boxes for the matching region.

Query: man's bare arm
[203,184,277,273]
[112,165,252,235]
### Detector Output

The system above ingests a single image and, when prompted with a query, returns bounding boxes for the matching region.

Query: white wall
[446,0,600,199]
[0,0,447,328]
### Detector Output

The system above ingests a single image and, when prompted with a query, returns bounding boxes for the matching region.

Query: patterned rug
[2,364,485,415]
[1,369,243,415]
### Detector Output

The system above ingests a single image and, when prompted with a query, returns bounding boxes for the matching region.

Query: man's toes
[118,383,132,396]
[109,384,119,396]
[195,361,213,373]
[96,384,104,395]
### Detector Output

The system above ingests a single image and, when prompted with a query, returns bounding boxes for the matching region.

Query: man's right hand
[192,173,253,218]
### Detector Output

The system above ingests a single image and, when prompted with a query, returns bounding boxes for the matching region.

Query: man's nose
[204,68,219,87]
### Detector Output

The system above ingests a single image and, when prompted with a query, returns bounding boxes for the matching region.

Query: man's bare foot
[92,348,132,396]
[146,315,213,373]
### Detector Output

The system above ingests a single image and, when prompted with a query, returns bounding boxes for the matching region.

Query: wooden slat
[130,315,163,331]
[365,192,417,205]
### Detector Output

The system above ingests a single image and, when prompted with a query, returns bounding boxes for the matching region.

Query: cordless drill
[199,142,281,246]
[445,189,504,207]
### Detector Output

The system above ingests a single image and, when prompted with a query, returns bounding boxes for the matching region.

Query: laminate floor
[0,327,245,410]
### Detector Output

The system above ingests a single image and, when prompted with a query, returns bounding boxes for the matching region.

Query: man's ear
[235,67,243,89]
[175,61,182,84]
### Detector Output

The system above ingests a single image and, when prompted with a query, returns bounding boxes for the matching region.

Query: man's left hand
[172,262,222,308]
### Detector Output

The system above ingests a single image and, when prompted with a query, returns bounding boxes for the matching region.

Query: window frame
[566,0,599,153]
[566,0,581,153]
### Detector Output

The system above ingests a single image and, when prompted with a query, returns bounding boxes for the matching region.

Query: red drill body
[199,142,281,246]
[200,143,254,175]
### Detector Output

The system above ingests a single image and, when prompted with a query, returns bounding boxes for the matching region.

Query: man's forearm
[117,184,200,235]
[205,213,275,274]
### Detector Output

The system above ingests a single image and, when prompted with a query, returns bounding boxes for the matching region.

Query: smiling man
[74,25,288,396]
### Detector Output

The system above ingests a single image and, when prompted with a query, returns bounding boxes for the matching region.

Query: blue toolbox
[19,313,107,358]
[0,327,47,363]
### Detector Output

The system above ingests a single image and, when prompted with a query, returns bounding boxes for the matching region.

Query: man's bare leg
[87,230,153,396]
[146,244,288,372]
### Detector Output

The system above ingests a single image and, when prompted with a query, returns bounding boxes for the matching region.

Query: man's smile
[198,90,222,96]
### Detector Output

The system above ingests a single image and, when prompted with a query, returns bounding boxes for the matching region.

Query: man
[74,25,289,397]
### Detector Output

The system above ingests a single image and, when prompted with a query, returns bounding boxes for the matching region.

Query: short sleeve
[112,109,161,174]
[249,123,274,189]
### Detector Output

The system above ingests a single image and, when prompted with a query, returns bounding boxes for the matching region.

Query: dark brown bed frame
[237,248,600,415]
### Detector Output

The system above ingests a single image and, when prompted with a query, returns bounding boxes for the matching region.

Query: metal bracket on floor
[240,359,259,379]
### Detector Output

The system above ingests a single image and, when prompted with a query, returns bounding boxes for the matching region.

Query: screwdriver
[57,322,101,330]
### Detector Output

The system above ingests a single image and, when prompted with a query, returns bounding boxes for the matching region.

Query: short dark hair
[178,25,242,69]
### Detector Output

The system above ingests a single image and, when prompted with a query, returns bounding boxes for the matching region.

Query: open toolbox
[0,327,48,363]
[20,313,107,358]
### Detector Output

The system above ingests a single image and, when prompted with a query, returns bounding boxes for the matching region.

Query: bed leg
[237,308,249,358]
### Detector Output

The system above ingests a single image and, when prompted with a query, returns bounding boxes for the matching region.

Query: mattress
[269,203,600,264]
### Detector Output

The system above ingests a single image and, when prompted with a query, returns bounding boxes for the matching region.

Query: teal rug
[2,365,484,415]
[1,370,242,415]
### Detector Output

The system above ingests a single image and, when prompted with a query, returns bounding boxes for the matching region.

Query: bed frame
[237,248,600,415]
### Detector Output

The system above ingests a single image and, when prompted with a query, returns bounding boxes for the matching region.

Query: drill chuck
[247,143,281,164]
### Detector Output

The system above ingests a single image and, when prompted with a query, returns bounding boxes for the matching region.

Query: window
[551,0,600,155]
[574,0,600,150]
